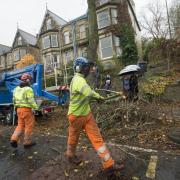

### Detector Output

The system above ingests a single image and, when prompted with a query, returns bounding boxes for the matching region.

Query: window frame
[99,0,108,6]
[17,36,22,46]
[64,31,70,45]
[79,24,86,39]
[14,50,20,61]
[97,9,110,29]
[52,54,59,68]
[42,36,50,49]
[44,54,52,73]
[113,36,122,56]
[46,18,52,30]
[79,47,87,58]
[20,49,26,59]
[7,54,12,66]
[99,36,113,59]
[64,51,71,64]
[51,34,58,47]
[111,8,118,25]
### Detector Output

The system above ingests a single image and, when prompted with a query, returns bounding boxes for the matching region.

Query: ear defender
[75,65,81,72]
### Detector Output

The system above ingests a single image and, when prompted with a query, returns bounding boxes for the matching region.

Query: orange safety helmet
[20,73,32,81]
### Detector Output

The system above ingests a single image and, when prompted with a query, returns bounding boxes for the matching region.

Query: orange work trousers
[11,108,35,145]
[66,112,114,169]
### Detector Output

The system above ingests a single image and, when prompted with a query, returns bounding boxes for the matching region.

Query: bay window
[14,50,20,61]
[44,55,52,72]
[97,10,110,29]
[99,36,113,59]
[13,49,26,62]
[111,9,118,24]
[20,49,26,58]
[97,8,118,29]
[51,35,58,47]
[43,36,50,49]
[44,54,60,73]
[52,54,59,68]
[114,36,122,56]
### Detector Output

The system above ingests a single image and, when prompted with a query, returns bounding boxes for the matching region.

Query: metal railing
[44,62,74,91]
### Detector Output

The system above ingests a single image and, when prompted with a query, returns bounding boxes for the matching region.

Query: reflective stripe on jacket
[68,73,103,116]
[13,86,38,110]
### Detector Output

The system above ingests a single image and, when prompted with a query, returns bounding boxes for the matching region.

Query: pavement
[0,126,180,180]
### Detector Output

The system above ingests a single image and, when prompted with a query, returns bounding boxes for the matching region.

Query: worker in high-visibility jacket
[66,57,124,175]
[10,73,38,149]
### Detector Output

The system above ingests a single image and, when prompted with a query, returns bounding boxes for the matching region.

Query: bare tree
[140,1,169,39]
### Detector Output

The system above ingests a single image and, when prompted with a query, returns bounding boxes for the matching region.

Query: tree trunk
[87,0,99,63]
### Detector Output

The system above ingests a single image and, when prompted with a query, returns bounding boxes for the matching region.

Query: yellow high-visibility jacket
[68,73,103,116]
[13,86,38,110]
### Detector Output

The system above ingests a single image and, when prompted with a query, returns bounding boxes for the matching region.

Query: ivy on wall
[108,0,138,66]
[119,24,138,65]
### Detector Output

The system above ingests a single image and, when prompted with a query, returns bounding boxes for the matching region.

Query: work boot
[104,163,125,176]
[10,140,18,148]
[24,142,36,149]
[67,155,82,165]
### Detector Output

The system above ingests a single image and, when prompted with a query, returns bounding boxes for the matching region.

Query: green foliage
[141,76,173,100]
[142,37,180,65]
[119,25,138,66]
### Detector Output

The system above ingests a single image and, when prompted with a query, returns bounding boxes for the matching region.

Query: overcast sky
[0,0,170,46]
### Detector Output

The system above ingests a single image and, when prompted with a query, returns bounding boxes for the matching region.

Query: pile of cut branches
[92,98,180,150]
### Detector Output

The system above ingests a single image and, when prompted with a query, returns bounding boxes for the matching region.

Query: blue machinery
[0,64,69,105]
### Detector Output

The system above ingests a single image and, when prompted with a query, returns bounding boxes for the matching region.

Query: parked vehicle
[0,64,69,125]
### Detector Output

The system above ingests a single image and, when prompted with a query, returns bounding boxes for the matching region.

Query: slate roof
[61,13,88,28]
[18,29,37,46]
[40,9,87,32]
[48,10,67,26]
[39,9,68,34]
[0,44,11,55]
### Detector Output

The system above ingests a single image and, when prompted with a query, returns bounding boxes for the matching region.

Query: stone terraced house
[0,29,40,72]
[0,44,11,72]
[0,0,141,73]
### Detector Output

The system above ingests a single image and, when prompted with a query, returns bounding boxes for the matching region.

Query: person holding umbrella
[118,65,140,101]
